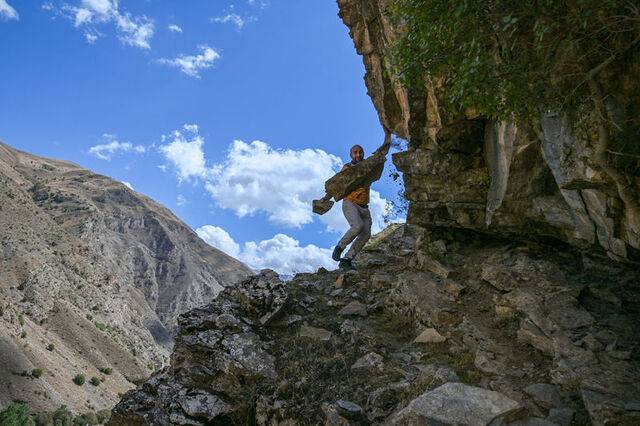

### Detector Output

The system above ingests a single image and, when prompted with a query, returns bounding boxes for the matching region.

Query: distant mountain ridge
[0,140,253,414]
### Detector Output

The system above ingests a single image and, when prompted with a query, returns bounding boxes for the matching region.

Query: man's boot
[339,258,355,271]
[332,245,344,261]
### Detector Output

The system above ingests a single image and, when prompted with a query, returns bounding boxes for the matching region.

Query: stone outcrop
[336,0,640,262]
[110,224,640,425]
[0,141,253,414]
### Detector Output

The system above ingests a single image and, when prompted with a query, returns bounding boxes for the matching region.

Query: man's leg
[344,206,372,259]
[336,200,364,255]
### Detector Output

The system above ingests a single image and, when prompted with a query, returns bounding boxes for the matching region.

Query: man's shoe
[338,258,355,270]
[332,245,344,261]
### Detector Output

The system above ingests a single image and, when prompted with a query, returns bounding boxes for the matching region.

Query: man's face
[350,145,364,162]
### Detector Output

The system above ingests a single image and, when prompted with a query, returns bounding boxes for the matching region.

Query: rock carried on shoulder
[299,325,332,342]
[414,327,446,344]
[339,301,368,317]
[389,382,522,425]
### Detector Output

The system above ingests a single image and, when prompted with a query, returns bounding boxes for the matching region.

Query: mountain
[0,141,253,415]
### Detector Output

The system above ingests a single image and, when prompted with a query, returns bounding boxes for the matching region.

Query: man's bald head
[350,144,364,163]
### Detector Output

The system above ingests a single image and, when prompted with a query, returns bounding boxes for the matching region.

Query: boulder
[414,327,446,344]
[389,382,522,425]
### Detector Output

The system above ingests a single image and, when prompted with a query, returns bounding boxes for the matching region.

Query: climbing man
[331,144,375,270]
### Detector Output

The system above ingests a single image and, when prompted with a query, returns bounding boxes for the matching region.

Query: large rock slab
[389,382,523,425]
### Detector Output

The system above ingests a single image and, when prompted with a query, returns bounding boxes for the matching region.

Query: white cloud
[121,181,133,190]
[89,134,146,160]
[114,12,154,49]
[47,0,154,49]
[168,23,182,33]
[157,45,221,78]
[158,124,208,182]
[197,226,334,275]
[0,0,18,20]
[196,225,241,258]
[205,140,342,228]
[177,194,187,206]
[212,13,246,30]
[84,30,101,43]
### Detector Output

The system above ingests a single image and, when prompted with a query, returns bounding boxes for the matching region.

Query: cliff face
[336,0,640,262]
[0,141,252,414]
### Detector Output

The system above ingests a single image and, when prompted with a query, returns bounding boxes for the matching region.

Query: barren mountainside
[0,141,253,414]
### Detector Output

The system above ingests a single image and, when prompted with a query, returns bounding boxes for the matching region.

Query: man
[332,144,373,270]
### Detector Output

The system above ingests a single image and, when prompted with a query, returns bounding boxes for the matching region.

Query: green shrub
[18,313,25,326]
[73,412,98,426]
[94,322,106,331]
[0,402,35,426]
[46,343,55,351]
[31,369,43,378]
[72,374,85,386]
[89,376,101,386]
[20,331,27,339]
[98,367,112,375]
[51,405,73,426]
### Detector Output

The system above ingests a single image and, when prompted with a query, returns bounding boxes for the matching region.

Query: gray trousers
[338,200,372,259]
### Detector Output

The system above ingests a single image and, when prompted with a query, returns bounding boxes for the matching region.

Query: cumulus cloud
[46,0,154,49]
[196,225,241,258]
[197,226,334,275]
[89,134,146,160]
[157,45,220,78]
[168,23,182,33]
[212,13,247,30]
[205,140,342,228]
[158,124,208,182]
[0,0,18,20]
[121,181,133,190]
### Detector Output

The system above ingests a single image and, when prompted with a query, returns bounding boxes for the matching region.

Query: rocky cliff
[109,224,640,425]
[336,0,640,263]
[0,141,252,414]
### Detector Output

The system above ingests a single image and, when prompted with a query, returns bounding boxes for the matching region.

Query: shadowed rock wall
[336,0,640,262]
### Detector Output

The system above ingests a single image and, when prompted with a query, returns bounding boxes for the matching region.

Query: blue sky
[0,0,405,274]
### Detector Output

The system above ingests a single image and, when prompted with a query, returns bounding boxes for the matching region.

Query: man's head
[350,144,364,163]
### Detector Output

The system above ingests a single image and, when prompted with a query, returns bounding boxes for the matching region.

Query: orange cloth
[345,186,370,206]
[341,162,370,206]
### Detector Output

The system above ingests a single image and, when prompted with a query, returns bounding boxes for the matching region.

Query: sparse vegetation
[0,402,35,426]
[98,367,112,375]
[31,369,43,378]
[20,331,27,339]
[72,374,85,386]
[17,313,25,326]
[46,343,55,351]
[89,376,101,386]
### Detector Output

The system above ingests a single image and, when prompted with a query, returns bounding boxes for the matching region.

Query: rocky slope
[336,0,640,262]
[109,224,640,425]
[0,141,252,414]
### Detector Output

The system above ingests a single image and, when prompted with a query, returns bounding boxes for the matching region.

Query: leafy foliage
[392,0,640,120]
[0,403,35,426]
